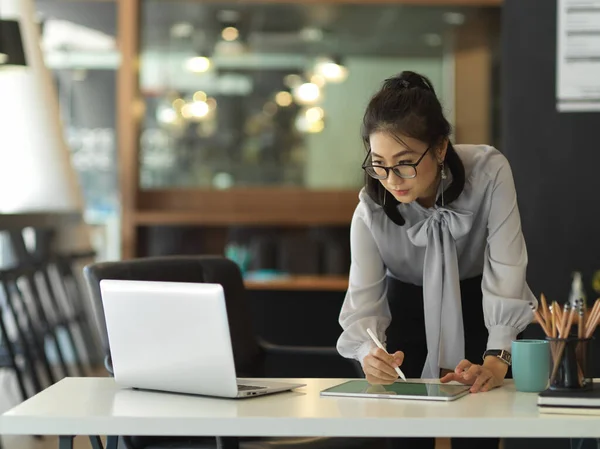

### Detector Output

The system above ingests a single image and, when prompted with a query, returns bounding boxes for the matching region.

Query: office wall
[502,0,600,306]
[502,1,598,444]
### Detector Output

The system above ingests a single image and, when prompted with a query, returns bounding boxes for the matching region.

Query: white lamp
[0,0,89,250]
[0,0,83,213]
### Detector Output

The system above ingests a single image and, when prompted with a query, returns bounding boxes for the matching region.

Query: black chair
[6,228,84,378]
[83,255,383,449]
[53,249,102,366]
[0,266,54,401]
[0,282,29,402]
[30,227,94,376]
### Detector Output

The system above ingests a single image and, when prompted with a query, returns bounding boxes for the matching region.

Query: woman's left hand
[440,358,508,393]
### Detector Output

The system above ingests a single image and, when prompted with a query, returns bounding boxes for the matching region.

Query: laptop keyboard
[238,384,267,391]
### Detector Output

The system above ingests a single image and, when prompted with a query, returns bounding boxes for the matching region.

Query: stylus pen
[366,328,407,381]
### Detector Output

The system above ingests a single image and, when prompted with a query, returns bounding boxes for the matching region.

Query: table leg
[59,436,74,449]
[216,437,239,449]
[106,436,119,449]
[89,436,104,449]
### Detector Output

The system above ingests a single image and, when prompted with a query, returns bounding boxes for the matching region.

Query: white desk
[1,377,599,447]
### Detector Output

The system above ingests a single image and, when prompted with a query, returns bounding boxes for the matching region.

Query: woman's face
[369,131,447,206]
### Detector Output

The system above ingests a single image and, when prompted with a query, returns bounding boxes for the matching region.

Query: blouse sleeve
[482,154,537,352]
[336,200,392,366]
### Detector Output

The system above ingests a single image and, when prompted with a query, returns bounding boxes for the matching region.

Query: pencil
[562,302,574,338]
[585,300,600,339]
[530,302,551,336]
[585,299,600,338]
[578,299,585,339]
[541,293,551,329]
[555,302,564,332]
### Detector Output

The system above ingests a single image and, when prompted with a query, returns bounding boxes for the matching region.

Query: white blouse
[337,144,536,379]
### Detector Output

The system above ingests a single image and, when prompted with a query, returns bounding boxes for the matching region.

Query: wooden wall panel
[117,0,140,259]
[454,13,495,145]
[135,189,360,226]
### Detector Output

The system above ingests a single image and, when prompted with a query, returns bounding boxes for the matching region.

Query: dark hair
[361,70,465,226]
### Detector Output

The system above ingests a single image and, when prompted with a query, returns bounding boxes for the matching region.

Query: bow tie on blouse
[406,206,474,379]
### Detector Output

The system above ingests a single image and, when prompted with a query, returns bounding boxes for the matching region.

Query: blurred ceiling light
[193,90,207,102]
[182,100,210,120]
[423,33,442,47]
[221,26,239,42]
[299,27,323,42]
[308,119,325,133]
[315,58,348,83]
[443,12,465,26]
[305,106,324,122]
[284,74,303,89]
[170,22,194,38]
[295,115,309,133]
[293,82,320,105]
[172,98,185,109]
[275,91,293,107]
[206,97,217,110]
[295,115,324,134]
[310,74,326,87]
[157,106,178,124]
[185,56,210,73]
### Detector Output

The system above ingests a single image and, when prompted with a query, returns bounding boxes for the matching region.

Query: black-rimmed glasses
[362,146,431,180]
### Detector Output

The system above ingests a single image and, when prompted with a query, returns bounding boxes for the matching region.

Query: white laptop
[99,279,305,398]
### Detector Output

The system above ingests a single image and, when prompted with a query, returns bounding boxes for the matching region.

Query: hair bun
[383,71,435,94]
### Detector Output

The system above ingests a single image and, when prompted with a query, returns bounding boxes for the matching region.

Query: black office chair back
[83,256,264,377]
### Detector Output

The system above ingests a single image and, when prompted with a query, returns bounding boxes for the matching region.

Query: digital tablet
[320,380,470,402]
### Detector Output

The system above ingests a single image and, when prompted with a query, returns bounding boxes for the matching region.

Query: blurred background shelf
[244,275,348,291]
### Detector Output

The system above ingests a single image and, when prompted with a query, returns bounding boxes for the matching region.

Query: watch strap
[482,349,512,366]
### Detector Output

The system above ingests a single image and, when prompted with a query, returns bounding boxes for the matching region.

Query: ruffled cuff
[355,340,376,367]
[487,325,520,352]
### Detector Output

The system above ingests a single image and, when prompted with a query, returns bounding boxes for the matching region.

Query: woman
[337,71,536,449]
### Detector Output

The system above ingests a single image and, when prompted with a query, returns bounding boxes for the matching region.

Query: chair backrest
[83,255,264,377]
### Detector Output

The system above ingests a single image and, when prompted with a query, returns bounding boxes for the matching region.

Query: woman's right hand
[362,347,404,384]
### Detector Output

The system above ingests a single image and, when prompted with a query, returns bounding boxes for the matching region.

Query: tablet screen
[321,380,470,399]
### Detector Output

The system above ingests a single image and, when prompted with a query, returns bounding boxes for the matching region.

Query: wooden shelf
[133,210,351,226]
[244,275,348,292]
[70,0,502,4]
[134,188,360,226]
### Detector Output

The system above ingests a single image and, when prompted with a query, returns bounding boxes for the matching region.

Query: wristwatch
[482,349,512,366]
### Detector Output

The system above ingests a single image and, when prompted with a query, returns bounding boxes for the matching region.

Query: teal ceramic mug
[511,339,550,392]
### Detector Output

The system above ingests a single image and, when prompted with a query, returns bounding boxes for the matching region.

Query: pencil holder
[546,337,593,391]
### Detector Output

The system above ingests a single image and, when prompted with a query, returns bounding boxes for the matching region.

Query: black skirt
[384,275,501,449]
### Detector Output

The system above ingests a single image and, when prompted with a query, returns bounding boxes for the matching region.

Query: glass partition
[36,0,120,259]
[138,1,475,190]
